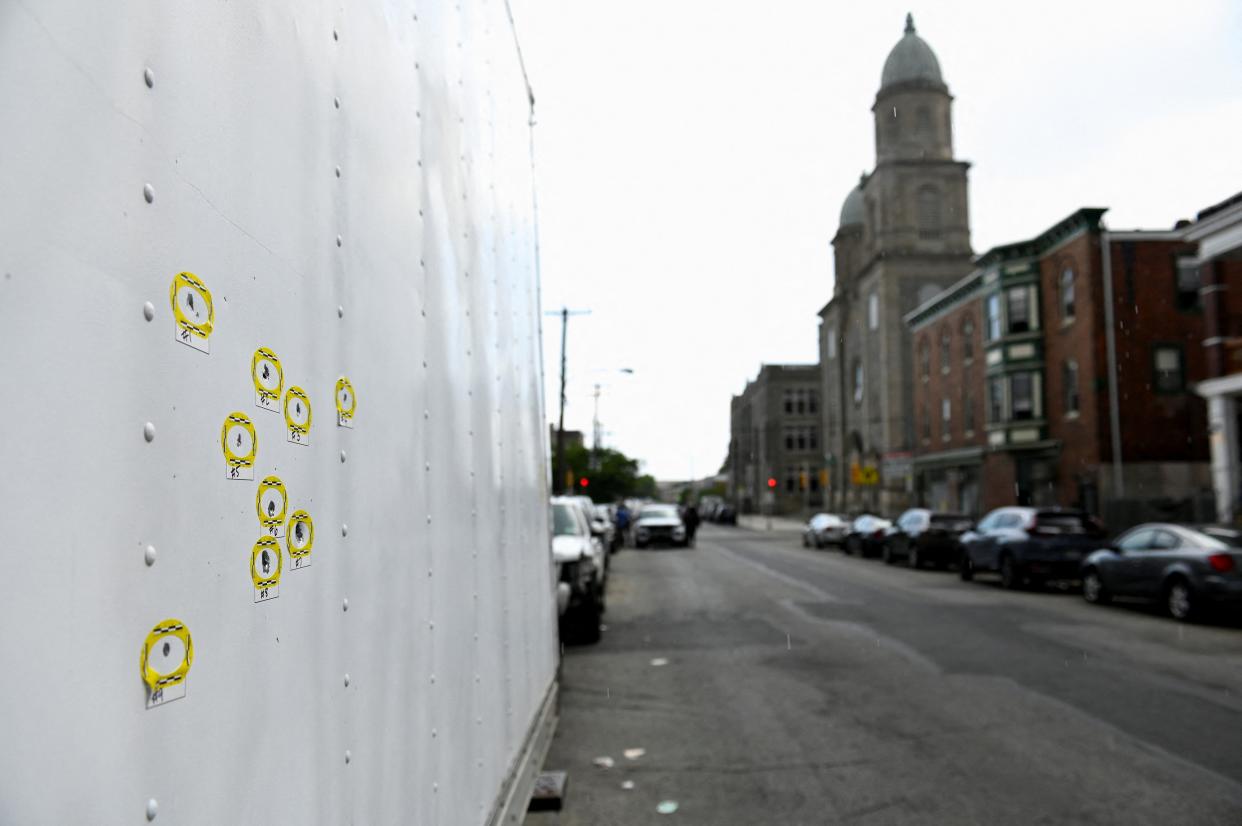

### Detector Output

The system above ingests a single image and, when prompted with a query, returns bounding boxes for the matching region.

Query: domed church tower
[819,14,974,515]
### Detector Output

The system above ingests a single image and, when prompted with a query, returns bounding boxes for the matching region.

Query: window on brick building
[796,428,807,450]
[986,294,1002,341]
[853,359,864,405]
[1176,259,1201,311]
[1011,373,1035,420]
[941,397,951,441]
[1063,360,1080,416]
[784,427,794,450]
[809,427,819,451]
[795,389,806,415]
[1007,286,1031,334]
[784,467,796,492]
[940,327,951,373]
[963,385,975,434]
[808,391,819,414]
[962,318,974,361]
[783,389,793,414]
[919,338,931,381]
[1060,268,1076,322]
[1153,346,1185,393]
[988,377,1005,423]
[868,292,879,330]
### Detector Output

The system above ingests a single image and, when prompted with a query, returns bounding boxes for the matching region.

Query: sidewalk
[735,513,805,532]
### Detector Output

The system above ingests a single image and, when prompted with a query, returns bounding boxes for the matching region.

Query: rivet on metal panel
[426,515,431,524]
[337,305,344,318]
[334,165,341,178]
[333,28,338,41]
[143,422,156,443]
[143,301,155,321]
[334,97,341,109]
[143,67,154,88]
[339,450,347,463]
[336,235,342,247]
[344,750,352,764]
[146,798,158,820]
[143,183,155,203]
[344,673,350,686]
[144,545,157,566]
[341,524,348,537]
[425,462,430,472]
[342,597,349,612]
[423,409,429,419]
[432,727,437,736]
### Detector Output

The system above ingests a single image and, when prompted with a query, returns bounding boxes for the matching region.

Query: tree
[557,444,657,502]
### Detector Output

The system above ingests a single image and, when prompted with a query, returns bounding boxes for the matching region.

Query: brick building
[908,207,1215,523]
[1190,193,1242,522]
[729,364,823,515]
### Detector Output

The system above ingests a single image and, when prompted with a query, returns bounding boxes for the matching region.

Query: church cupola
[873,14,953,163]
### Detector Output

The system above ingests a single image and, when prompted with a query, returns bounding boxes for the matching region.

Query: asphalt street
[526,524,1242,825]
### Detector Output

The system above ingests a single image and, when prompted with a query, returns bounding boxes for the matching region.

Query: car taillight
[1208,553,1236,574]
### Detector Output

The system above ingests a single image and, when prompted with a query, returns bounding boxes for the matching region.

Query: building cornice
[974,208,1108,269]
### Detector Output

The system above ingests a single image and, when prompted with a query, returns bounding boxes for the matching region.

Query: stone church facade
[819,15,974,514]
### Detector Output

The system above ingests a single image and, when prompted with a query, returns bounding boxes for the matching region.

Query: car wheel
[908,547,921,570]
[959,552,974,581]
[1166,578,1196,622]
[1082,569,1109,604]
[999,555,1022,590]
[563,593,602,645]
[882,544,895,565]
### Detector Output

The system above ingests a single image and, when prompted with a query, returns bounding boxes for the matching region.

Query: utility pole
[544,307,590,494]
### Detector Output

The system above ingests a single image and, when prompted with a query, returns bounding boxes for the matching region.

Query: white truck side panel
[0,2,555,823]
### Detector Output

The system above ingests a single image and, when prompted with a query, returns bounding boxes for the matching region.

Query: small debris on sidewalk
[657,800,679,814]
[623,748,646,760]
[620,780,635,791]
[528,771,567,812]
[650,657,669,667]
[592,756,615,769]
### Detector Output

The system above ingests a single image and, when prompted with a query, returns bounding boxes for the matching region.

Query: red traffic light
[767,477,777,489]
[579,477,589,488]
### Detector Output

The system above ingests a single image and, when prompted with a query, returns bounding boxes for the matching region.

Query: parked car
[551,496,605,643]
[884,509,973,568]
[1080,523,1242,621]
[960,507,1105,589]
[572,495,614,565]
[592,503,621,553]
[714,504,737,525]
[634,504,690,548]
[844,514,893,558]
[803,513,848,548]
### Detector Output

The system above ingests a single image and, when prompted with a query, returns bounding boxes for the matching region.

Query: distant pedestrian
[615,502,632,547]
[683,504,700,545]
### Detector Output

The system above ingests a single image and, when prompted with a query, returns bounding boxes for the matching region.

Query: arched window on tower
[917,185,941,239]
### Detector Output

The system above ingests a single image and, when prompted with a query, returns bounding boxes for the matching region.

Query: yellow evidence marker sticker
[251,536,282,602]
[287,509,314,570]
[335,377,356,428]
[141,618,193,709]
[257,476,287,538]
[222,412,258,480]
[252,348,284,413]
[284,386,311,445]
[169,272,214,353]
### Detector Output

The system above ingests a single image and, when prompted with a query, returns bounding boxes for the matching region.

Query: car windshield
[639,506,678,520]
[1034,512,1097,535]
[551,503,583,537]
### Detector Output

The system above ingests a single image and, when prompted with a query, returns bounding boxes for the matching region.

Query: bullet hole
[295,522,305,543]
[262,364,270,380]
[267,500,276,517]
[162,641,171,657]
[262,550,271,574]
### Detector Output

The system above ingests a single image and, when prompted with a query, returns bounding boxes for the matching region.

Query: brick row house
[907,207,1226,522]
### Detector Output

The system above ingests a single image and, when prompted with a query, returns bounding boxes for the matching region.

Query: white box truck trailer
[0,2,557,823]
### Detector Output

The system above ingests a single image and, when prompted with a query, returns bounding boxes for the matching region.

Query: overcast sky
[513,0,1242,482]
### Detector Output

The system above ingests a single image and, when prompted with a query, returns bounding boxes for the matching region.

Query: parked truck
[0,3,557,823]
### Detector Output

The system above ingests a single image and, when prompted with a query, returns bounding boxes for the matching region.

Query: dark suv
[960,507,1105,589]
[884,509,973,569]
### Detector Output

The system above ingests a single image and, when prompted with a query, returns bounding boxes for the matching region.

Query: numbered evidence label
[252,348,284,413]
[251,536,282,602]
[284,386,311,446]
[287,509,314,570]
[140,619,193,709]
[222,412,258,481]
[169,272,214,353]
[335,377,356,428]
[257,476,287,538]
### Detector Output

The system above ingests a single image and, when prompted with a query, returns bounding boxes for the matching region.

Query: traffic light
[767,477,777,489]
[579,477,589,489]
